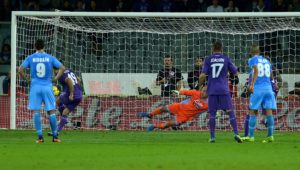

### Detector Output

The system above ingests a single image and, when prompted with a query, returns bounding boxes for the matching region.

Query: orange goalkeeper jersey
[178,89,208,112]
[168,89,208,124]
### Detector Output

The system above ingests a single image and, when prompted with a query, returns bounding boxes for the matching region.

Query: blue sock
[249,115,257,138]
[228,111,239,135]
[244,114,250,137]
[266,115,274,137]
[49,114,58,138]
[209,112,216,140]
[34,112,43,139]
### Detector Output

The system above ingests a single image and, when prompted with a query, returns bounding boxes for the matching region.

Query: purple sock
[244,114,250,137]
[209,112,216,139]
[58,114,68,133]
[228,111,239,135]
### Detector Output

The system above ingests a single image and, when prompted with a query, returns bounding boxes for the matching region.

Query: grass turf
[0,130,299,170]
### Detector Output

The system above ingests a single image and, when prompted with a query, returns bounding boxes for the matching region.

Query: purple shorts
[208,94,233,113]
[59,93,82,113]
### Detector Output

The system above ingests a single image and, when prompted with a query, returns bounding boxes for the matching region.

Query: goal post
[10,11,300,130]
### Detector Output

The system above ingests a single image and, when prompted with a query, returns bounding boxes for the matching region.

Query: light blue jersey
[248,55,272,90]
[21,52,62,86]
[21,52,62,111]
[248,55,276,110]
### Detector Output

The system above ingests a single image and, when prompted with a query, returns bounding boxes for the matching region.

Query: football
[53,86,60,96]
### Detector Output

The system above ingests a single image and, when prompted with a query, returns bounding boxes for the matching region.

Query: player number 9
[36,63,46,78]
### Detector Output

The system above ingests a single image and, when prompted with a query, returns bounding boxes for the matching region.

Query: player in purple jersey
[199,41,242,143]
[48,69,83,136]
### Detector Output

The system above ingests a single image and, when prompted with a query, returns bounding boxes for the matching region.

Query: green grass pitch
[0,130,300,170]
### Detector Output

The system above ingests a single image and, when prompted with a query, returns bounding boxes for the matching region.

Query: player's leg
[138,103,177,118]
[48,103,65,136]
[248,110,258,141]
[247,90,264,142]
[28,86,44,142]
[261,110,267,127]
[243,114,250,137]
[58,98,81,133]
[221,95,242,143]
[43,85,60,142]
[262,91,277,143]
[208,95,217,142]
[147,112,186,131]
[148,120,178,131]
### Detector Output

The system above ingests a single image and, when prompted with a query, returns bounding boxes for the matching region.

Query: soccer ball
[53,86,60,96]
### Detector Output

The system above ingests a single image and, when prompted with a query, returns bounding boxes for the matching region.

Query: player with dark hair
[18,39,65,143]
[156,55,183,97]
[243,45,276,143]
[138,88,208,131]
[199,41,242,143]
[48,68,83,136]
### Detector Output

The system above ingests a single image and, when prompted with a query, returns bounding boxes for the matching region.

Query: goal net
[8,12,300,131]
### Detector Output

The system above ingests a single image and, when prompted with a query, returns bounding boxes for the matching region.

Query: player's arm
[65,77,74,101]
[176,73,183,90]
[155,70,165,85]
[179,89,194,96]
[199,57,208,90]
[53,65,65,82]
[198,73,207,90]
[18,57,30,81]
[18,66,25,78]
[52,57,65,82]
[249,65,258,93]
[228,58,239,81]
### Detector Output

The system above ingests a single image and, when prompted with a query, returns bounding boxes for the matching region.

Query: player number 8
[257,63,270,77]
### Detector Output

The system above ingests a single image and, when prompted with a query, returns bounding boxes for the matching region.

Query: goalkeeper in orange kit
[137,88,208,131]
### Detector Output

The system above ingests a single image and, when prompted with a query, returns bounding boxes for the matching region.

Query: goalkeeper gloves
[171,90,180,95]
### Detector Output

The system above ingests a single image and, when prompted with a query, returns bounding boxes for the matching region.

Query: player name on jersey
[258,58,268,63]
[32,57,50,62]
[210,58,225,62]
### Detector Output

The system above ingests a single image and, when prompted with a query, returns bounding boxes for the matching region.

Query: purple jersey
[58,69,82,99]
[202,53,237,95]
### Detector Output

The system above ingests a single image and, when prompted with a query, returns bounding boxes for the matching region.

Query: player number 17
[211,63,224,78]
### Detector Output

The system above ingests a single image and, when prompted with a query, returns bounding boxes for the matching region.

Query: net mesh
[11,13,300,131]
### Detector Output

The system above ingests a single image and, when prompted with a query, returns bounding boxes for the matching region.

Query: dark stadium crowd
[1,0,300,21]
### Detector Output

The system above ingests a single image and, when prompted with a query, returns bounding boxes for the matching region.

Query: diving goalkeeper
[137,88,208,131]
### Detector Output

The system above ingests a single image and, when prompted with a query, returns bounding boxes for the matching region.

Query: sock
[249,115,257,138]
[150,107,164,117]
[57,114,68,133]
[49,114,58,138]
[209,112,216,139]
[155,122,167,129]
[34,112,43,139]
[228,111,239,135]
[244,114,250,137]
[266,115,274,137]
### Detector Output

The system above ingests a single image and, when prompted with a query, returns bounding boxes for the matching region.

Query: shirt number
[36,63,46,78]
[211,63,224,78]
[68,72,78,85]
[257,63,270,77]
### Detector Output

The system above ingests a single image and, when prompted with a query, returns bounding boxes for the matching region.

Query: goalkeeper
[49,68,83,136]
[137,87,208,131]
